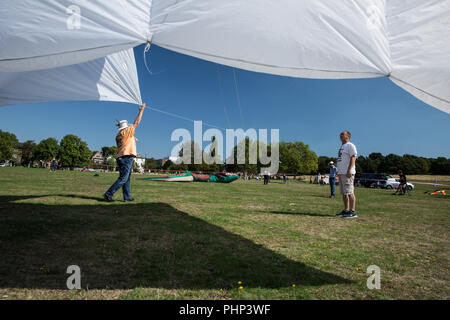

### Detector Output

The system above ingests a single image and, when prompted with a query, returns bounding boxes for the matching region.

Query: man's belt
[117,155,135,160]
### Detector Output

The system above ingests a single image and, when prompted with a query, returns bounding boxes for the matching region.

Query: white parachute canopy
[0,0,449,113]
[0,49,142,106]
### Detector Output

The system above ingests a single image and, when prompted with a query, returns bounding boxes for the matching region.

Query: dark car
[355,173,392,188]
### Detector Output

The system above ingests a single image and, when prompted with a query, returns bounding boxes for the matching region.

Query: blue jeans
[329,177,336,196]
[105,156,134,200]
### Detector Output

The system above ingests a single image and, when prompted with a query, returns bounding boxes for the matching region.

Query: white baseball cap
[329,161,334,165]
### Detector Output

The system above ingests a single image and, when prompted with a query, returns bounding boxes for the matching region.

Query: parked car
[384,178,414,190]
[355,173,392,188]
[0,163,6,167]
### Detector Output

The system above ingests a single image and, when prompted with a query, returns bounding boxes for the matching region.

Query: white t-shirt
[337,142,357,175]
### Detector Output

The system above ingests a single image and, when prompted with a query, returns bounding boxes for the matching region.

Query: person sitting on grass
[104,103,145,202]
[320,175,325,185]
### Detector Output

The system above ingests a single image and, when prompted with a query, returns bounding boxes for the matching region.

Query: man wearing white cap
[104,104,145,202]
[329,161,337,198]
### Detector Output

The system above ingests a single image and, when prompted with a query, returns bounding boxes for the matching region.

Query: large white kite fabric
[0,49,142,106]
[0,0,449,113]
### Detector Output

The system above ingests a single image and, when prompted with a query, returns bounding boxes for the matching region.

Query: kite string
[216,65,232,128]
[142,42,225,130]
[232,68,245,128]
[147,105,226,131]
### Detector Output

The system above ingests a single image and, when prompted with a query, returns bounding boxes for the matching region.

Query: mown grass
[0,167,448,300]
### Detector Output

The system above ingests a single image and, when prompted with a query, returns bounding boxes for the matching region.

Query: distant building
[134,153,146,169]
[12,148,21,164]
[91,151,104,165]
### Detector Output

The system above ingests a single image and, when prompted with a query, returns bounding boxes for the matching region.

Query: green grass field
[0,167,448,300]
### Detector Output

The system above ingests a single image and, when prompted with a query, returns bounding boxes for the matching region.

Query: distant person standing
[104,103,145,202]
[336,131,358,218]
[329,161,337,198]
[50,157,57,172]
[394,170,407,195]
[263,170,269,185]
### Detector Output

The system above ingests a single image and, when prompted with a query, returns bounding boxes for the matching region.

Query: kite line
[147,105,226,131]
[216,65,232,129]
[232,68,245,128]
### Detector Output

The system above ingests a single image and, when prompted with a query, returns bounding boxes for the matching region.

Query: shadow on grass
[0,195,351,290]
[270,211,333,217]
[304,193,335,199]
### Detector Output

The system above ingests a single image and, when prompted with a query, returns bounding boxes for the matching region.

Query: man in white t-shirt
[336,130,358,218]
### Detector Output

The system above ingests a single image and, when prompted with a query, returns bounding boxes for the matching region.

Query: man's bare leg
[343,195,350,211]
[349,193,356,211]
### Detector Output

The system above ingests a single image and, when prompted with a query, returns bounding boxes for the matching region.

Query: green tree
[369,152,384,162]
[226,138,261,173]
[318,156,337,174]
[58,134,91,169]
[430,157,450,175]
[101,146,117,158]
[279,141,318,174]
[144,157,159,170]
[367,152,384,172]
[35,138,60,162]
[19,140,37,165]
[178,140,207,171]
[0,130,19,162]
[416,157,430,174]
[105,157,117,171]
[162,159,173,170]
[204,135,222,172]
[356,155,378,173]
[378,154,402,174]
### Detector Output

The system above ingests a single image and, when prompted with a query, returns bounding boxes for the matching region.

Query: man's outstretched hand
[134,103,146,127]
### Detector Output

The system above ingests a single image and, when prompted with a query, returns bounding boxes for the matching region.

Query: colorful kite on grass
[142,172,239,183]
[429,190,447,196]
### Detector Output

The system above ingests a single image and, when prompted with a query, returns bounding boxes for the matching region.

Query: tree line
[318,153,450,175]
[0,130,92,168]
[1,129,449,174]
[155,138,319,174]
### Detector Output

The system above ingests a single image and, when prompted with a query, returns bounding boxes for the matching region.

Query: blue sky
[0,44,449,159]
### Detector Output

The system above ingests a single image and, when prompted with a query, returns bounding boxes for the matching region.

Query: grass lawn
[0,167,448,300]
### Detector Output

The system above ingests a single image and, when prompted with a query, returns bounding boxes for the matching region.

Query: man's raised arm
[133,103,146,127]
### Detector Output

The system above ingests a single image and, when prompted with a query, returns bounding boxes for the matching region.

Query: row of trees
[318,153,450,175]
[0,130,92,169]
[157,139,319,174]
[356,153,450,175]
[1,129,449,174]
